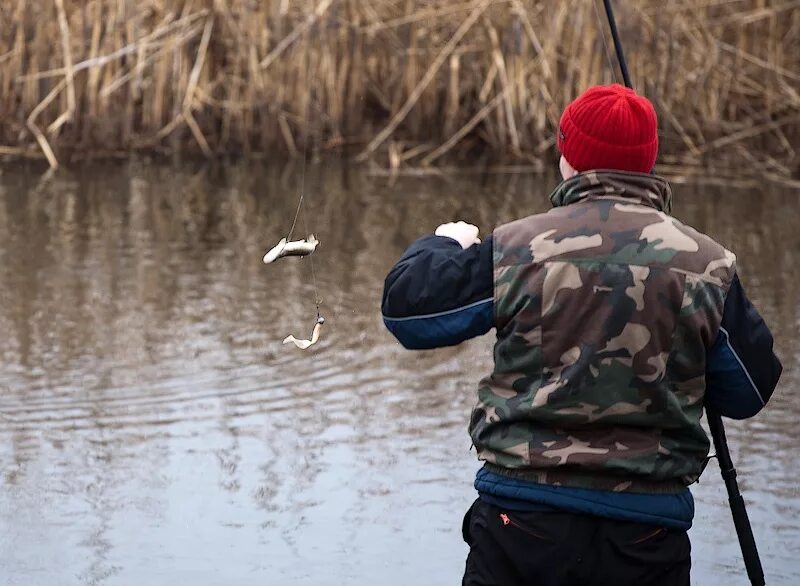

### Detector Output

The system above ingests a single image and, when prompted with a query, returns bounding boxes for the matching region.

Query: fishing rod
[707,411,765,585]
[599,2,765,584]
[601,0,632,87]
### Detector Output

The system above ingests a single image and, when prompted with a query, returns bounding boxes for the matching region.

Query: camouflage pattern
[471,171,736,493]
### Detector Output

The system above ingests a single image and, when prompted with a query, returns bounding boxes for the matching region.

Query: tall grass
[0,0,798,181]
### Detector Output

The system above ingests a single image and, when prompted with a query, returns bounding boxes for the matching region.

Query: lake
[0,161,797,585]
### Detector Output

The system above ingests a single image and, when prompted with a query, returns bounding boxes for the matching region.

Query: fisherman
[381,84,782,586]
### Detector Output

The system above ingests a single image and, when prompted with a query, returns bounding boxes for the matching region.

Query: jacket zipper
[499,513,549,540]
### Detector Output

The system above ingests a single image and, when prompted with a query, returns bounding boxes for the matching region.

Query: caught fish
[263,234,320,264]
[283,317,325,350]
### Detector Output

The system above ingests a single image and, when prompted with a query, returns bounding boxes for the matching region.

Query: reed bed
[0,0,798,181]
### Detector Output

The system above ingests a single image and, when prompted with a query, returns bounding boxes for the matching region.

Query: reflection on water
[0,162,797,585]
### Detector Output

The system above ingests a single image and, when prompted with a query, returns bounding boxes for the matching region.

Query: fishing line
[286,110,310,243]
[592,0,619,84]
[300,196,322,317]
[294,37,322,319]
[286,191,305,244]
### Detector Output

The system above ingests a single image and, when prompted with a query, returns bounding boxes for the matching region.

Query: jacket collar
[549,170,673,214]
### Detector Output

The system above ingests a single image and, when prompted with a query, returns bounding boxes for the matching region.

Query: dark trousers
[462,498,690,586]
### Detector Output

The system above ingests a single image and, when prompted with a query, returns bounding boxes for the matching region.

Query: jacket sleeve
[705,273,782,419]
[381,234,494,350]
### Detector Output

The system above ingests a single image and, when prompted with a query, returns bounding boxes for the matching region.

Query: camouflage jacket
[470,171,737,493]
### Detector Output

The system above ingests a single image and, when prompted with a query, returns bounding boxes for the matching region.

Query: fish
[263,234,320,264]
[283,317,325,350]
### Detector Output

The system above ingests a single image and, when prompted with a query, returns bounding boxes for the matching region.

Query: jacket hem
[483,462,687,495]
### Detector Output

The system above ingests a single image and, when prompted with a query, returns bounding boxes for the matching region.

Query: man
[381,84,782,585]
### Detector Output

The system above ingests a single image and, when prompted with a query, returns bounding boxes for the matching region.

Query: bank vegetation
[0,0,798,183]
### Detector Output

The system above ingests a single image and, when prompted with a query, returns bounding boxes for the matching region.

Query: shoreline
[1,1,797,180]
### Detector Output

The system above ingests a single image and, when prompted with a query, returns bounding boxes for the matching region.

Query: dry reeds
[0,0,798,180]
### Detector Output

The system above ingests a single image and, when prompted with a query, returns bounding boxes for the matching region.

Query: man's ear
[559,155,577,180]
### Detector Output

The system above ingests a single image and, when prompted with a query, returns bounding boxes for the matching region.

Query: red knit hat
[557,84,658,174]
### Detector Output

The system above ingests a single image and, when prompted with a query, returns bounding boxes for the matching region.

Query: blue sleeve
[705,274,782,419]
[381,234,494,350]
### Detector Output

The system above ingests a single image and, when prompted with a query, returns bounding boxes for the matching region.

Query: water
[0,162,797,585]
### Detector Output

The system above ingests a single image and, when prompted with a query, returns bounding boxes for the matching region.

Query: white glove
[435,221,481,249]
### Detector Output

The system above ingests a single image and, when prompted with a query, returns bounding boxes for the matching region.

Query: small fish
[283,317,325,350]
[263,234,320,264]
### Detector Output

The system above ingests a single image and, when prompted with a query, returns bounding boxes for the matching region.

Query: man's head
[557,84,658,179]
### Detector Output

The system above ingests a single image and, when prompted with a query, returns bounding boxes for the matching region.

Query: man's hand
[435,221,481,249]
